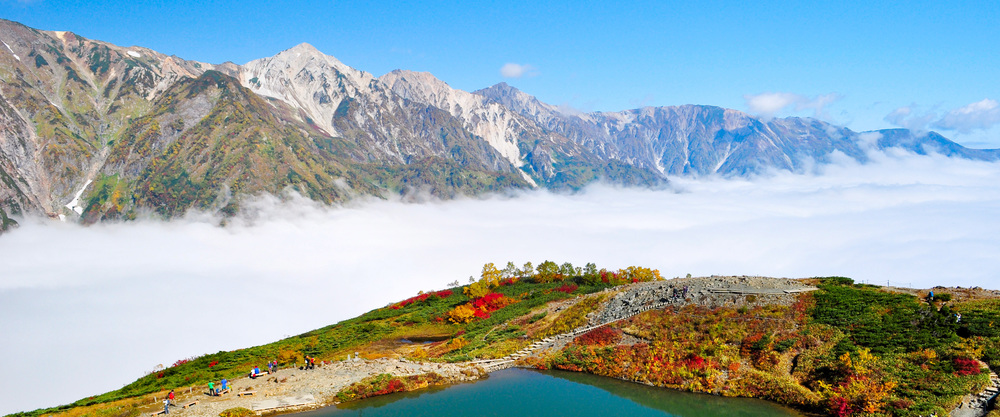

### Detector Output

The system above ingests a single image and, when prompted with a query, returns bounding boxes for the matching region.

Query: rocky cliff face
[0,19,222,217]
[0,19,995,222]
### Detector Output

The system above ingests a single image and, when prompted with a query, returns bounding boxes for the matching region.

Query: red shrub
[575,326,622,346]
[156,372,164,379]
[600,271,622,284]
[171,359,190,367]
[392,290,454,309]
[208,361,218,368]
[954,357,982,376]
[555,284,578,294]
[374,379,405,396]
[829,397,852,417]
[472,293,508,311]
[685,354,706,370]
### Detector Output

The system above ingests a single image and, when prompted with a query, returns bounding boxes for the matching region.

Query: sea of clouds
[2,149,1000,414]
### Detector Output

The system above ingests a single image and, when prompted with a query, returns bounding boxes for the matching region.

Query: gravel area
[142,359,485,417]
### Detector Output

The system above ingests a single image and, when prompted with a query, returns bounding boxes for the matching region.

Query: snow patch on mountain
[65,180,92,216]
[2,39,19,61]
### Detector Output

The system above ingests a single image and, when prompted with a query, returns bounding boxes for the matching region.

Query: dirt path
[142,359,484,417]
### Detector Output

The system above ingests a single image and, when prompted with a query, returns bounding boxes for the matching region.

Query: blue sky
[2,0,999,147]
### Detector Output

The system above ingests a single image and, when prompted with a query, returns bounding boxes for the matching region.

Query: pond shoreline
[278,367,810,417]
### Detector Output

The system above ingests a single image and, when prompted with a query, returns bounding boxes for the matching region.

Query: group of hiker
[161,390,176,414]
[669,285,689,301]
[162,356,327,410]
[207,378,229,396]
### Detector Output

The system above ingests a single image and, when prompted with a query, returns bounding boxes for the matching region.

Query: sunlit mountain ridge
[0,18,995,222]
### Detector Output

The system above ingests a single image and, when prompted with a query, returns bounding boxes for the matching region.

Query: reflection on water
[294,368,805,417]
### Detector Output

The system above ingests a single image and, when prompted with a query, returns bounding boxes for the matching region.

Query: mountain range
[0,19,996,223]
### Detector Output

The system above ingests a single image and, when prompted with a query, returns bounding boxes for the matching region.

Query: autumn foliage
[555,284,578,294]
[391,290,453,310]
[574,326,622,346]
[447,293,518,323]
[335,373,445,402]
[953,357,982,376]
[816,349,897,417]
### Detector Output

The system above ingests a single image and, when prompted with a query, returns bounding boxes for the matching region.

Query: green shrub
[811,283,958,354]
[820,276,854,286]
[219,407,254,417]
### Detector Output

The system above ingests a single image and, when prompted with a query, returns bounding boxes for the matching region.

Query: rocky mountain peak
[288,42,320,53]
[238,43,379,136]
[474,82,563,124]
[379,69,479,114]
[1,18,996,221]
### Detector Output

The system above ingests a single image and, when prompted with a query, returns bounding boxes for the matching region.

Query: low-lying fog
[2,149,999,414]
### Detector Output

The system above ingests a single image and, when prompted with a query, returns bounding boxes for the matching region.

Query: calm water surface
[295,368,805,417]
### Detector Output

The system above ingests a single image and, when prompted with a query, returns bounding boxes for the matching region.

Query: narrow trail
[951,370,999,417]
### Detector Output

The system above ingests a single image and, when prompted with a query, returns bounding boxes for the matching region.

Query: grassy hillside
[11,271,1000,417]
[546,278,999,416]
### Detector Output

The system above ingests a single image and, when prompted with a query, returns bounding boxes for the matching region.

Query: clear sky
[2,0,999,147]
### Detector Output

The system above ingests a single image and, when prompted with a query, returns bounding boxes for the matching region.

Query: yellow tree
[464,280,491,299]
[446,304,478,323]
[481,262,503,287]
[619,266,663,282]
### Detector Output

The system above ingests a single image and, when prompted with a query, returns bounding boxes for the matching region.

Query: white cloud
[934,98,1000,133]
[744,92,842,119]
[744,92,800,116]
[3,150,1000,414]
[499,62,536,78]
[856,131,883,150]
[884,105,938,131]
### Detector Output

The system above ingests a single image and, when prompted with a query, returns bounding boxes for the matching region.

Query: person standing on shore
[163,398,169,414]
[167,390,175,406]
[208,381,215,396]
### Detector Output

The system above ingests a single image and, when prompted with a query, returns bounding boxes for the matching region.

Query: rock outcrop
[595,276,816,324]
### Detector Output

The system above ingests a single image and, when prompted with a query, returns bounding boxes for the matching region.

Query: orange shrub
[446,304,479,324]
